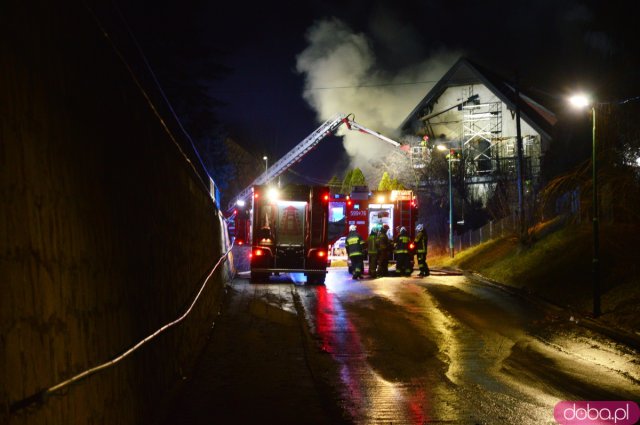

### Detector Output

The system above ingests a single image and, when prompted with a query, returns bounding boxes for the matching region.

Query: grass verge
[429,221,640,335]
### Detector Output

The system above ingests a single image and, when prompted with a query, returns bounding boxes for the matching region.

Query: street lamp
[569,93,600,318]
[437,144,458,257]
[263,156,268,173]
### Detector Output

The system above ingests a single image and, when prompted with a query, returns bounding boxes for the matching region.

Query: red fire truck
[249,184,330,284]
[225,113,402,243]
[331,188,418,242]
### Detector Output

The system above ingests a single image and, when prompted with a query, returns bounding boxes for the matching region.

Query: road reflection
[304,271,436,424]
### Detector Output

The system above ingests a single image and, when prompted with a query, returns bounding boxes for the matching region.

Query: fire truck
[249,184,330,284]
[225,114,401,276]
[330,188,418,243]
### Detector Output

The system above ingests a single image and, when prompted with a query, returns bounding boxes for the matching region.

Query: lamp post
[263,156,268,173]
[437,144,457,257]
[569,94,600,318]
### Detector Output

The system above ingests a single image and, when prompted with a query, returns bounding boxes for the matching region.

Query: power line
[308,80,439,90]
[209,80,439,94]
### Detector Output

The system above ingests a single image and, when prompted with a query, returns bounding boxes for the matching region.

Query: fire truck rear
[250,184,330,284]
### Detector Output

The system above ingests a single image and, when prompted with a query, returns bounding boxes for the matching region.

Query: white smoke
[295,18,460,185]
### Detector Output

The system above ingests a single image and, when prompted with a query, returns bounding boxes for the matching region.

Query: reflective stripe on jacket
[346,232,364,257]
[394,234,410,254]
[367,234,378,254]
[414,230,427,253]
[377,232,389,249]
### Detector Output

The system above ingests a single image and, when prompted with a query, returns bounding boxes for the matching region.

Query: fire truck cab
[250,184,330,284]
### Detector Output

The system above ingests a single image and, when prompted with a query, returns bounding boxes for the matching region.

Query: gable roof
[399,57,557,140]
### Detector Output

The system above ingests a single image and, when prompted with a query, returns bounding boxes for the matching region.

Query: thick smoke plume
[295,18,460,185]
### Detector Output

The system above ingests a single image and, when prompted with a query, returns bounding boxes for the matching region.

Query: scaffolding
[461,86,503,175]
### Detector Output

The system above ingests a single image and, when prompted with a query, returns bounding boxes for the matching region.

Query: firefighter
[346,224,365,279]
[394,226,412,276]
[376,224,391,277]
[367,226,379,278]
[414,223,430,277]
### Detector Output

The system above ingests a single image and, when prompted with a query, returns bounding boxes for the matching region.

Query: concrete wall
[1,2,230,424]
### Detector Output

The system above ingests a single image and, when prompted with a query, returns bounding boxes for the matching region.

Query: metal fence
[453,212,518,253]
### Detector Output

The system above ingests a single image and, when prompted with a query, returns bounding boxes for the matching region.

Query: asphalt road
[163,268,640,424]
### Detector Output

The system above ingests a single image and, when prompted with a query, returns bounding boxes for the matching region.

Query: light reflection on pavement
[294,268,640,424]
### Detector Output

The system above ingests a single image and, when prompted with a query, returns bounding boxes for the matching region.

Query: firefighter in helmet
[394,226,412,276]
[346,224,365,279]
[414,223,430,277]
[367,226,379,278]
[376,224,391,277]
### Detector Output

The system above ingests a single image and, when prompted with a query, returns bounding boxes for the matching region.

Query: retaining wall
[1,2,229,424]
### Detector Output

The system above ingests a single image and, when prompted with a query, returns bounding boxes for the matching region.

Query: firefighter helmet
[349,224,357,232]
[382,224,389,230]
[400,226,407,233]
[416,224,424,232]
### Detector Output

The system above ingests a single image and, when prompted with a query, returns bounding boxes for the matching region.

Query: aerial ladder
[228,113,400,211]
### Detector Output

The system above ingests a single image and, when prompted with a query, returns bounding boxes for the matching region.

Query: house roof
[399,57,557,140]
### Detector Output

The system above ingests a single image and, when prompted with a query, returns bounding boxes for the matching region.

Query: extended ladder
[228,114,400,210]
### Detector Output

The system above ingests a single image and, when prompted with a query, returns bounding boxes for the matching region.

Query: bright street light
[262,156,268,173]
[569,93,600,318]
[267,187,279,202]
[569,94,591,109]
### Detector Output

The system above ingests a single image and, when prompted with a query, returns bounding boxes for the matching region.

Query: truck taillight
[409,243,415,250]
[323,194,329,201]
[316,250,326,258]
[237,240,244,246]
[254,248,264,256]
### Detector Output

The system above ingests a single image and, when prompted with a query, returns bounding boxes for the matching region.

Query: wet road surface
[163,268,640,424]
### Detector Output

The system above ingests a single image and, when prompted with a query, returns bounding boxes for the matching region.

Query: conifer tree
[341,170,354,194]
[378,171,392,191]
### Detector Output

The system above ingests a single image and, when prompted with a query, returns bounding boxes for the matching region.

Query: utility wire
[110,1,214,188]
[85,1,213,200]
[285,168,329,185]
[307,80,439,90]
[210,80,439,94]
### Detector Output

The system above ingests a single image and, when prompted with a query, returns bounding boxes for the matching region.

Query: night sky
[120,0,640,186]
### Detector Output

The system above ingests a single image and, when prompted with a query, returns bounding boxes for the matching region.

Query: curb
[466,271,640,352]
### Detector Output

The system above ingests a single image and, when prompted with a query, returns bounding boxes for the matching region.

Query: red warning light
[409,242,415,250]
[347,200,352,206]
[254,193,259,199]
[323,194,329,201]
[254,248,264,256]
[317,250,326,258]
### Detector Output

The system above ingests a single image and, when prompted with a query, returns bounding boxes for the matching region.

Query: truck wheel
[250,272,269,283]
[307,274,326,285]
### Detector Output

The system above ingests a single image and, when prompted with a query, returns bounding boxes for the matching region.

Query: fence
[453,212,518,253]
